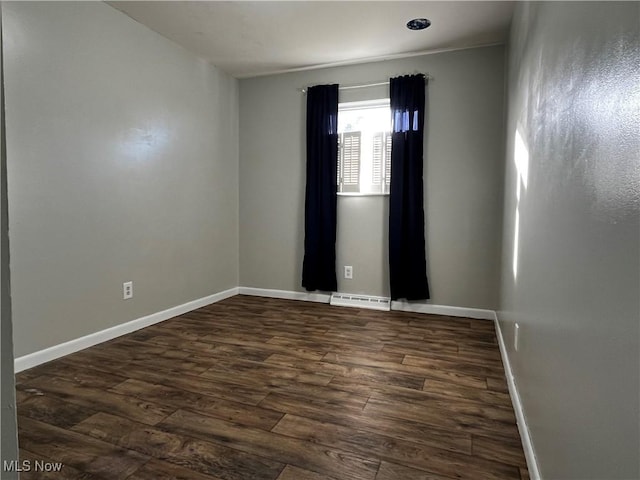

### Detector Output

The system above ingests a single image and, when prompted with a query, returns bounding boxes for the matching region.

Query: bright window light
[337,99,391,195]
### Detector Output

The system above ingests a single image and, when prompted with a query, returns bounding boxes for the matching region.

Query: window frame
[337,98,392,197]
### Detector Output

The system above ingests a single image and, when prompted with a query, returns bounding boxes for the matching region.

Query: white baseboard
[239,287,494,321]
[391,299,495,320]
[238,287,331,304]
[14,287,239,373]
[494,315,541,480]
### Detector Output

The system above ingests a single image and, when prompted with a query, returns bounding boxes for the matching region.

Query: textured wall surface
[0,3,18,473]
[4,2,239,357]
[240,46,505,309]
[499,2,640,478]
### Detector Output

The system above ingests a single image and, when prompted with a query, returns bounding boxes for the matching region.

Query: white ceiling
[108,1,514,78]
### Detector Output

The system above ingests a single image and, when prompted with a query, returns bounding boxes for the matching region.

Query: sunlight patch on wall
[119,125,169,161]
[513,128,530,280]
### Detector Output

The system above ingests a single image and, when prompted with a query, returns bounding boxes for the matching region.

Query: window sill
[337,192,390,197]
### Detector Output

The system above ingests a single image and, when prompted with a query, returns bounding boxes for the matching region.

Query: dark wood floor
[15,295,528,480]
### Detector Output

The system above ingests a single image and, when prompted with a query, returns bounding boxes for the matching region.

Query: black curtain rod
[300,74,430,94]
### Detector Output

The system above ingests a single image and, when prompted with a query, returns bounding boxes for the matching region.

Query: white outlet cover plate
[344,266,353,279]
[123,281,133,299]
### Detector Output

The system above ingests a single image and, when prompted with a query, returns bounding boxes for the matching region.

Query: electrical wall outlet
[344,266,353,279]
[514,323,520,351]
[123,281,133,300]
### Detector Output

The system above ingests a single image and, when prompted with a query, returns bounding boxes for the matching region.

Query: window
[338,99,391,195]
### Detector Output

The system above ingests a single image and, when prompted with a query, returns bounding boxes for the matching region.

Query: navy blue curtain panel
[389,74,430,300]
[302,84,339,292]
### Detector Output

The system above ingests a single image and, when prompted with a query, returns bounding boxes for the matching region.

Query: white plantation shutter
[339,132,361,192]
[385,133,392,189]
[372,131,392,192]
[372,132,384,186]
[337,99,391,194]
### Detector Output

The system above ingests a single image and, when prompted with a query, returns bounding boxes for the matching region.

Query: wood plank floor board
[198,357,334,388]
[323,351,489,389]
[72,412,284,480]
[276,464,339,480]
[457,344,505,365]
[92,337,193,360]
[265,353,426,390]
[271,414,520,480]
[148,326,328,361]
[258,390,376,425]
[403,354,507,379]
[471,434,528,468]
[416,327,498,344]
[408,316,473,331]
[109,378,284,431]
[322,350,405,365]
[15,295,527,479]
[266,335,384,355]
[368,390,516,423]
[421,378,514,407]
[320,374,516,425]
[274,330,388,351]
[57,353,271,406]
[398,347,506,370]
[160,409,380,480]
[260,382,371,411]
[486,375,510,393]
[374,460,458,480]
[18,449,102,480]
[86,340,217,375]
[18,417,148,479]
[363,395,520,439]
[258,391,473,455]
[380,337,460,354]
[18,375,176,426]
[17,394,98,430]
[15,360,128,390]
[126,458,224,480]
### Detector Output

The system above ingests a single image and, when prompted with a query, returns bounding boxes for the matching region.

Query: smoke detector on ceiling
[406,18,431,31]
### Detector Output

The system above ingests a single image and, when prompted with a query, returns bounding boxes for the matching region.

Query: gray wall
[4,2,239,358]
[0,3,18,475]
[499,2,640,479]
[240,46,505,309]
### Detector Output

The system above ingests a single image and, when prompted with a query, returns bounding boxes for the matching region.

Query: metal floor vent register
[330,293,391,311]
